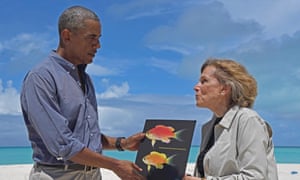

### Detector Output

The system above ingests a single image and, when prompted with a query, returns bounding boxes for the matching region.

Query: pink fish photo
[145,125,185,147]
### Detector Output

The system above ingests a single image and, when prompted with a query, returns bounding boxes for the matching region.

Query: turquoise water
[0,146,300,165]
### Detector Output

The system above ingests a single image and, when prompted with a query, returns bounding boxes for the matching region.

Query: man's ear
[61,29,71,44]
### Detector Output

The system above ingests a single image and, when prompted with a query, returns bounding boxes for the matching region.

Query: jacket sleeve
[207,115,270,180]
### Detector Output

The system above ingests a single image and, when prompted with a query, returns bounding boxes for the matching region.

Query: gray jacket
[194,106,278,180]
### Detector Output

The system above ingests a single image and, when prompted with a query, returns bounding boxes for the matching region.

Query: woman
[184,58,278,180]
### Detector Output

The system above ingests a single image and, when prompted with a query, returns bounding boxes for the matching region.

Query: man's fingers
[132,163,143,172]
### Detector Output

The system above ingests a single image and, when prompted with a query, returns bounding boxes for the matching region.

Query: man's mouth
[88,53,95,57]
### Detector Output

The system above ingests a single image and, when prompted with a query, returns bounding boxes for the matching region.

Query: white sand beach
[0,163,299,180]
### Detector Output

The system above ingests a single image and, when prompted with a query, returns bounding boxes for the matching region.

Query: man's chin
[85,58,94,64]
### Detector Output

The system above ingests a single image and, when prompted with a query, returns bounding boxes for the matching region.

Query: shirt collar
[50,50,77,72]
[218,105,240,129]
[49,50,87,73]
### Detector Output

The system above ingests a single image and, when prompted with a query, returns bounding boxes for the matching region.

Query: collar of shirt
[218,105,240,129]
[50,50,77,72]
[50,50,88,75]
[49,51,88,89]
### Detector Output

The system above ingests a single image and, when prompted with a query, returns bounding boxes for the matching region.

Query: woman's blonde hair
[201,58,257,108]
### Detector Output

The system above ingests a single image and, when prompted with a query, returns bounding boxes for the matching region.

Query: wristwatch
[115,137,126,151]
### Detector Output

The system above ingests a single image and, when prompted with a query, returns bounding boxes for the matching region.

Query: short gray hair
[58,5,100,34]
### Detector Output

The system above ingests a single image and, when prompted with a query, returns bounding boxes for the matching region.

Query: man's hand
[122,132,145,151]
[112,160,145,180]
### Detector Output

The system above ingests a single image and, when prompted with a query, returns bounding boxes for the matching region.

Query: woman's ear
[221,84,231,95]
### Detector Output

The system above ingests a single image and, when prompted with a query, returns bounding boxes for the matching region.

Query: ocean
[1,146,300,165]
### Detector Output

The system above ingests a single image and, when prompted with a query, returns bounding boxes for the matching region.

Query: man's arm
[70,147,143,179]
[101,132,145,151]
[69,134,145,180]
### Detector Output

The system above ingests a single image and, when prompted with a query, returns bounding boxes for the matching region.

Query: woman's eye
[201,79,207,84]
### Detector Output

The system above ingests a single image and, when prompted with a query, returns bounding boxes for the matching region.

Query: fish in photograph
[145,125,185,147]
[142,151,176,172]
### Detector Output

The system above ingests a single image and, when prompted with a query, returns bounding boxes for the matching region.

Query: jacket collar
[218,105,240,129]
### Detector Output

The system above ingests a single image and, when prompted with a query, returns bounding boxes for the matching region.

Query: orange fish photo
[142,151,175,172]
[145,125,185,147]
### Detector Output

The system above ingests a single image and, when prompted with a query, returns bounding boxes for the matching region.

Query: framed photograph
[135,119,196,180]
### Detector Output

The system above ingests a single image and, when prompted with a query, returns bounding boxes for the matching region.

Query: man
[21,5,145,180]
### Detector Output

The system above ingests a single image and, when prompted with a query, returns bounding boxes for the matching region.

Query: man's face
[68,19,101,65]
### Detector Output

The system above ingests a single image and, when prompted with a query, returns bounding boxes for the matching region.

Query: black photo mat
[135,119,196,180]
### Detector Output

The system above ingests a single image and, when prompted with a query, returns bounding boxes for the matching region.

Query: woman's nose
[194,82,200,92]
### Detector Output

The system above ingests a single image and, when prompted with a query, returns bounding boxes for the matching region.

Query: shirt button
[90,133,93,137]
[87,115,91,119]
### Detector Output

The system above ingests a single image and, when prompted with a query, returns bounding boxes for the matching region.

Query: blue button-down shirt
[21,51,102,165]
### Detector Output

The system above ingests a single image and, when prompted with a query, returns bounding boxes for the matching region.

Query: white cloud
[0,33,53,55]
[149,57,179,75]
[98,106,135,136]
[0,79,21,115]
[98,82,130,99]
[144,1,262,55]
[122,94,194,105]
[87,63,118,76]
[125,7,173,20]
[0,0,299,147]
[219,0,300,38]
[0,32,54,77]
[147,44,193,55]
[107,0,187,20]
[228,34,300,113]
[97,93,208,142]
[140,0,300,115]
[295,68,300,80]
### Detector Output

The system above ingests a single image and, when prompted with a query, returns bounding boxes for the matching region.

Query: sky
[0,0,300,147]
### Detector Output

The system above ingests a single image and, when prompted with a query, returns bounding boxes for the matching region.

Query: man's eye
[85,35,98,41]
[90,36,98,40]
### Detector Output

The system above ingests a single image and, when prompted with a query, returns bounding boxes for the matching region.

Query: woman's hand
[182,174,205,180]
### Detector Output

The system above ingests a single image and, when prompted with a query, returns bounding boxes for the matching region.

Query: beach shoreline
[0,163,299,180]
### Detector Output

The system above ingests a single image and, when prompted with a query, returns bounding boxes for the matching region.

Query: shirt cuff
[57,141,86,161]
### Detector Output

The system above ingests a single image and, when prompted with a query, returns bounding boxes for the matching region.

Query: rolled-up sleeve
[21,71,85,161]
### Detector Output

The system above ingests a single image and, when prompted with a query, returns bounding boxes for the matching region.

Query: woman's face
[194,65,225,110]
